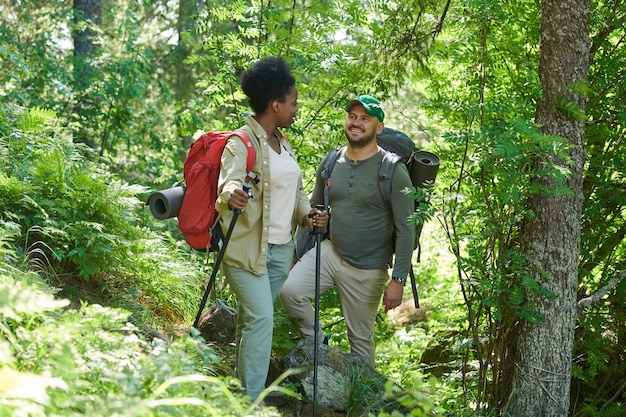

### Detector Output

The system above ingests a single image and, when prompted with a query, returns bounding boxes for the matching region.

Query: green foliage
[441,108,566,330]
[570,0,626,414]
[0,267,278,416]
[344,367,437,417]
[375,378,437,417]
[571,279,626,414]
[2,105,133,277]
[416,0,617,413]
[0,103,205,329]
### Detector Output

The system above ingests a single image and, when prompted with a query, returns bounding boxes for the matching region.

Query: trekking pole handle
[234,182,252,215]
[310,204,326,235]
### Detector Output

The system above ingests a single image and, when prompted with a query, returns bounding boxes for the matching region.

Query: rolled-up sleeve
[216,135,253,214]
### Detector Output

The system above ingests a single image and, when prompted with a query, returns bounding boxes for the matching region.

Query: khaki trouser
[280,239,388,366]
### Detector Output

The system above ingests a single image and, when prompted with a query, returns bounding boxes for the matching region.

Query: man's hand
[382,280,404,312]
[305,208,328,229]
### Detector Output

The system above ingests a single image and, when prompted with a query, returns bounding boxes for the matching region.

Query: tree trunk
[176,0,199,157]
[72,0,102,149]
[508,0,590,416]
[176,0,198,100]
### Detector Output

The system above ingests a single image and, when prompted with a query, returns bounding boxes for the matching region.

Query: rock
[419,329,464,376]
[262,392,343,417]
[279,338,401,413]
[196,299,237,345]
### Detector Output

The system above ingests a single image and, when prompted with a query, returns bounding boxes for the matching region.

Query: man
[280,95,415,366]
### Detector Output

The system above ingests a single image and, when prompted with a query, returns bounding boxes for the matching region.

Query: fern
[16,107,56,133]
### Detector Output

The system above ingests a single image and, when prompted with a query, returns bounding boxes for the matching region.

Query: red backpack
[177,130,256,251]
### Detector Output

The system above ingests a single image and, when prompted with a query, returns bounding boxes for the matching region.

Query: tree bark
[176,0,200,157]
[508,0,590,416]
[72,0,102,149]
[175,0,198,101]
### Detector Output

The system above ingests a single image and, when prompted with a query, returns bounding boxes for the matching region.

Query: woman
[214,56,327,401]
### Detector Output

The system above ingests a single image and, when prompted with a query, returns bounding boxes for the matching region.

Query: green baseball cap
[345,95,385,122]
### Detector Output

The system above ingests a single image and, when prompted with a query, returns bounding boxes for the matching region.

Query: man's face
[344,104,383,148]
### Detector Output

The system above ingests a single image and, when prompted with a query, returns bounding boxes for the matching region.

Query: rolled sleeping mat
[146,186,186,220]
[411,150,440,188]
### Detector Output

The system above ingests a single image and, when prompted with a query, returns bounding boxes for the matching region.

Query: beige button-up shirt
[215,115,311,275]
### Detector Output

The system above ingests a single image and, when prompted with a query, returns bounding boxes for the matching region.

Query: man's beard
[345,130,376,149]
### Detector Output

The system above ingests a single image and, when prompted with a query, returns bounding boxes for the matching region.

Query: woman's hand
[228,188,250,211]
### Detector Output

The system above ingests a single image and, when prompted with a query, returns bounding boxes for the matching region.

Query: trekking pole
[193,182,252,329]
[410,227,423,309]
[310,204,325,417]
[410,268,420,309]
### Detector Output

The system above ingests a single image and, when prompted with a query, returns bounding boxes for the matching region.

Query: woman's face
[275,85,298,129]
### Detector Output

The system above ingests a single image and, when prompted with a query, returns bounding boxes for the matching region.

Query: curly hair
[240,56,295,115]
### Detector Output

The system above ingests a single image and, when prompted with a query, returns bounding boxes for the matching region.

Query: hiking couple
[217,56,414,401]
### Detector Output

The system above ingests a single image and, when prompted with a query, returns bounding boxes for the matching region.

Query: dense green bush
[0,260,284,416]
[0,103,205,329]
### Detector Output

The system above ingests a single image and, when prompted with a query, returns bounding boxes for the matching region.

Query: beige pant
[280,239,388,366]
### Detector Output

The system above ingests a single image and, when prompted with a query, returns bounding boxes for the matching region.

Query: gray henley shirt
[311,147,415,280]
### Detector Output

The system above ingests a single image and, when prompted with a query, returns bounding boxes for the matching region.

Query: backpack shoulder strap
[231,130,258,183]
[321,149,341,181]
[379,150,401,210]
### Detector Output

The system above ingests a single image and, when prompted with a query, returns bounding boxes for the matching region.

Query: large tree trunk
[508,0,590,415]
